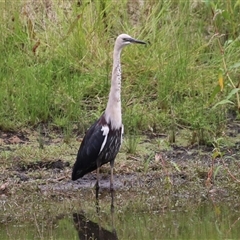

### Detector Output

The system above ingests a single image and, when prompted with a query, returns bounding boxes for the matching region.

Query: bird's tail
[72,164,85,180]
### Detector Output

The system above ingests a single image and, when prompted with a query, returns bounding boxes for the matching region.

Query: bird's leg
[111,190,114,212]
[95,167,100,199]
[110,160,114,192]
[110,161,115,211]
[95,167,100,213]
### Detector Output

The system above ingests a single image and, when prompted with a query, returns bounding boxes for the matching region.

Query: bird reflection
[73,211,118,240]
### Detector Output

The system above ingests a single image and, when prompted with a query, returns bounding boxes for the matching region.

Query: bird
[72,34,146,194]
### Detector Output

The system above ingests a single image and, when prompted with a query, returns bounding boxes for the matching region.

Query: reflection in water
[73,211,118,240]
[74,187,116,239]
[2,200,240,239]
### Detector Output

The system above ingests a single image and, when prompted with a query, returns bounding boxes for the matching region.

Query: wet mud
[0,119,240,198]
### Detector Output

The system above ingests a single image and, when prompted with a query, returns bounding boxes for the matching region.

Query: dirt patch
[0,131,29,144]
[13,159,70,172]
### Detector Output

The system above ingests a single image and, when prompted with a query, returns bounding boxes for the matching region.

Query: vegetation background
[0,0,240,146]
[1,2,240,238]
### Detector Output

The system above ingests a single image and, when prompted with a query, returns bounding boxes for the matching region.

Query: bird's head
[115,33,146,50]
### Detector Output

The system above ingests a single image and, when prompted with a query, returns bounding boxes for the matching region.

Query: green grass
[0,0,240,145]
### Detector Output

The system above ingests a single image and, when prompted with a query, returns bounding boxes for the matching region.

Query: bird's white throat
[105,53,122,130]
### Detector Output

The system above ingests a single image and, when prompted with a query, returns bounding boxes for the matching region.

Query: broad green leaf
[212,151,220,160]
[224,39,233,48]
[229,62,240,70]
[212,99,234,109]
[222,11,230,21]
[202,0,215,8]
[234,0,240,8]
[226,88,240,100]
[208,85,221,105]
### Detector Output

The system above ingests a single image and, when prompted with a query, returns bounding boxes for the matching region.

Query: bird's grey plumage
[72,34,146,192]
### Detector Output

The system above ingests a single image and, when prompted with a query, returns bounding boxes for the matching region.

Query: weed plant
[0,0,240,145]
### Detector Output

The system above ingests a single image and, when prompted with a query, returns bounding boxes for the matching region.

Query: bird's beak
[123,37,146,44]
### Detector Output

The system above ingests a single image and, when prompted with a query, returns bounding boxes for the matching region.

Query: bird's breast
[105,104,122,130]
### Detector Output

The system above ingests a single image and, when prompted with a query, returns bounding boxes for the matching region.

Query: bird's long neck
[105,47,122,130]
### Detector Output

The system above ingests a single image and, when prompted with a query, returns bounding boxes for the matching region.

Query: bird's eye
[122,38,131,42]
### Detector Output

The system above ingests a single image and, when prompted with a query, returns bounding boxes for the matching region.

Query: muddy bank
[0,119,240,203]
[0,122,240,237]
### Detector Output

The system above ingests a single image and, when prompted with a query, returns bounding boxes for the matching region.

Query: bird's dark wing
[72,118,109,180]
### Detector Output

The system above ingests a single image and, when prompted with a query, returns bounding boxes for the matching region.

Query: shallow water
[1,190,240,240]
